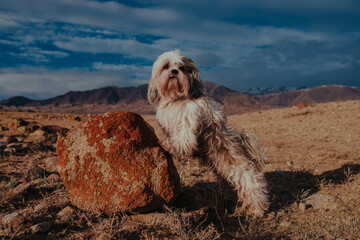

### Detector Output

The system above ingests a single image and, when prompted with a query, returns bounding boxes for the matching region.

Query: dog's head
[148,49,206,104]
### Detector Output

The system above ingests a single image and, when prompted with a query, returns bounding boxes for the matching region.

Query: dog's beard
[158,73,190,100]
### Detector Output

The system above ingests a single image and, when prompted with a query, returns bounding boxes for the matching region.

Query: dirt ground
[0,100,359,239]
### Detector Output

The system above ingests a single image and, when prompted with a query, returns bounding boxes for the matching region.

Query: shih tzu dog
[147,50,269,217]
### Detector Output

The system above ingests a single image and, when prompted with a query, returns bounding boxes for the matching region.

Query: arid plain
[1,100,359,239]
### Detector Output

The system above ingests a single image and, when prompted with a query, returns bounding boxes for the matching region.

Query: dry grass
[1,100,360,239]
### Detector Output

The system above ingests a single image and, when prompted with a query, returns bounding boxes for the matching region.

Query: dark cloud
[195,53,222,67]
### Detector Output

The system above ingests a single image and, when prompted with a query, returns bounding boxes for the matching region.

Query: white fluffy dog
[147,50,269,217]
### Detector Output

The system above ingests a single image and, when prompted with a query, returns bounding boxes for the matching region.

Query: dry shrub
[158,206,220,240]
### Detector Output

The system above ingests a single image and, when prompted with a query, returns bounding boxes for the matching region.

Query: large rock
[56,111,180,214]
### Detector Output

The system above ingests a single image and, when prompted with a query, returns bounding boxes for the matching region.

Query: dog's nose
[171,69,178,75]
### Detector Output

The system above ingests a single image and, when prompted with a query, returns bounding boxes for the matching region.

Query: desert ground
[1,100,359,239]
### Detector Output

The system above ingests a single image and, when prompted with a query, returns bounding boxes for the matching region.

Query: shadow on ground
[265,164,360,211]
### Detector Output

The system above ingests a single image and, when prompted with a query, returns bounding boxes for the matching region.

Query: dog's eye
[179,66,185,71]
[163,64,169,70]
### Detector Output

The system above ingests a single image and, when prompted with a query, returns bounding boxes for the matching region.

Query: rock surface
[30,221,52,233]
[56,111,180,214]
[56,206,75,222]
[3,212,25,227]
[12,182,32,196]
[305,193,343,210]
[44,156,58,172]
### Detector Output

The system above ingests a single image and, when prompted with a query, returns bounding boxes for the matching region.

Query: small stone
[298,202,306,211]
[9,118,28,129]
[305,193,343,210]
[286,161,293,166]
[34,202,48,212]
[280,220,292,227]
[3,212,18,224]
[47,173,60,181]
[3,212,24,226]
[56,206,75,222]
[12,182,32,196]
[30,221,52,233]
[44,157,58,172]
[29,129,47,143]
[297,103,308,109]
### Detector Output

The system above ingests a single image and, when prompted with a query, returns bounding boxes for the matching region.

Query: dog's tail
[239,132,267,169]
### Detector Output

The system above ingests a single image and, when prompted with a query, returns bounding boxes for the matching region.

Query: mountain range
[255,85,360,107]
[1,82,359,115]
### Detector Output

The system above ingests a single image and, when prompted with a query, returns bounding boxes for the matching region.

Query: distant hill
[240,86,308,96]
[32,84,149,107]
[203,81,269,114]
[1,83,359,115]
[0,82,268,114]
[0,96,34,107]
[255,85,360,107]
[0,85,153,114]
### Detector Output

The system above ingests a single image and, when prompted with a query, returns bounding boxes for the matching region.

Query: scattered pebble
[3,212,25,228]
[280,220,292,227]
[12,182,32,196]
[286,161,294,166]
[30,221,52,233]
[34,202,49,213]
[305,193,343,210]
[56,206,75,222]
[44,156,58,172]
[47,173,61,181]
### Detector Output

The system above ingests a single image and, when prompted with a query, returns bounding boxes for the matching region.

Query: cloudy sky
[0,0,359,100]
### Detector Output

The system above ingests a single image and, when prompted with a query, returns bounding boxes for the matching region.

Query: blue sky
[0,0,359,100]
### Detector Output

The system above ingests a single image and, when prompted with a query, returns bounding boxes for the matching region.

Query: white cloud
[0,18,19,28]
[92,62,152,82]
[15,47,69,62]
[0,67,148,100]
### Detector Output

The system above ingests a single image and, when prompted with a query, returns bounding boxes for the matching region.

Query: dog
[147,49,269,217]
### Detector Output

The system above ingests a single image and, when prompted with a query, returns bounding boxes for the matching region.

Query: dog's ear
[190,71,207,99]
[147,75,160,104]
[182,56,206,99]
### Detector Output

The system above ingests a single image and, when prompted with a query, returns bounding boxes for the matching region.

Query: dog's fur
[148,49,269,217]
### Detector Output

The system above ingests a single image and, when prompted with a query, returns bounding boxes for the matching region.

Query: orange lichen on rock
[56,111,180,214]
